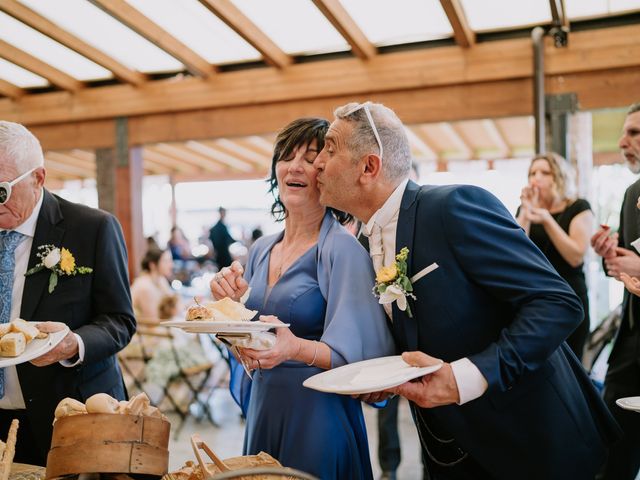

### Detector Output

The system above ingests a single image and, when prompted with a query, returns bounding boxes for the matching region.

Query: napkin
[217,332,276,350]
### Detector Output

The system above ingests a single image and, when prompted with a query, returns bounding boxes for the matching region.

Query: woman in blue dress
[210,117,395,479]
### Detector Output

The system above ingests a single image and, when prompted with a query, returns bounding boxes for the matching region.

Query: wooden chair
[118,318,224,438]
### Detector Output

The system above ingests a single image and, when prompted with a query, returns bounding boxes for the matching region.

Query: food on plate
[10,319,40,342]
[171,451,283,480]
[186,304,214,322]
[0,419,18,480]
[0,333,26,357]
[53,392,167,423]
[54,398,87,420]
[207,297,257,321]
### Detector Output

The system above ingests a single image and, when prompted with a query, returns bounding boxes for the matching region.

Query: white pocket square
[410,263,439,284]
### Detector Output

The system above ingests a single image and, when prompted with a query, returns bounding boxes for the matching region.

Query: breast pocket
[411,262,440,286]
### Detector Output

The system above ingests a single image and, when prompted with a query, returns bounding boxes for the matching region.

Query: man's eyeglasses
[0,167,37,205]
[342,102,383,160]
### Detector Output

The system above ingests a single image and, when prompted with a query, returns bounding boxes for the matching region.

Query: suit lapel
[393,181,420,352]
[21,190,65,320]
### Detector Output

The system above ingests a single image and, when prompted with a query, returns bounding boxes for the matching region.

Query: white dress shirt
[0,190,84,409]
[362,179,488,405]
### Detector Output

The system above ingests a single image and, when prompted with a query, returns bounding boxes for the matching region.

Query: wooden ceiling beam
[0,39,82,91]
[90,0,216,78]
[439,0,475,47]
[3,24,640,125]
[0,0,146,86]
[197,0,291,69]
[185,141,254,172]
[439,123,473,158]
[45,151,96,171]
[43,157,93,177]
[404,126,437,161]
[311,0,376,59]
[205,138,271,168]
[481,119,511,157]
[0,78,23,99]
[150,144,225,173]
[142,148,199,174]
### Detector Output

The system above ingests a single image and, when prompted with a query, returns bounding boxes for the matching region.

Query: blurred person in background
[516,152,593,359]
[130,247,179,321]
[591,102,640,480]
[168,226,191,261]
[210,117,394,480]
[209,207,235,269]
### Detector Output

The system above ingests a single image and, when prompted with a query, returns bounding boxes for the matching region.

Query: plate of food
[0,319,69,368]
[162,298,289,334]
[303,355,443,395]
[615,396,640,412]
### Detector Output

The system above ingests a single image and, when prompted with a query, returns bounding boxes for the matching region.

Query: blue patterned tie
[0,230,25,398]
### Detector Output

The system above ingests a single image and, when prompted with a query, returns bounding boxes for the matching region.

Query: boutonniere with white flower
[25,245,92,293]
[373,247,416,317]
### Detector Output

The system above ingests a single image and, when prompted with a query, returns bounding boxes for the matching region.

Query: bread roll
[123,393,151,415]
[10,319,39,342]
[85,393,119,414]
[54,398,87,420]
[0,324,11,337]
[0,333,26,357]
[186,305,213,321]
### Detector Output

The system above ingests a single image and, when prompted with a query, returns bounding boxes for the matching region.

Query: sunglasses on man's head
[342,102,384,160]
[0,167,37,205]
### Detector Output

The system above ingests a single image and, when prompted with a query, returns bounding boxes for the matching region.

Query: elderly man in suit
[0,121,135,465]
[591,102,640,480]
[313,101,620,480]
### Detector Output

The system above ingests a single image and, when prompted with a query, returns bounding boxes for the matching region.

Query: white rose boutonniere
[373,247,416,317]
[25,244,93,293]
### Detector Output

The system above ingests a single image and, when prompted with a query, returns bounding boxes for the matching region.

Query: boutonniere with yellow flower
[373,247,416,317]
[25,245,92,293]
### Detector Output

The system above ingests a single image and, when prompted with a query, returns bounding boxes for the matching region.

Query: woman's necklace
[274,243,303,280]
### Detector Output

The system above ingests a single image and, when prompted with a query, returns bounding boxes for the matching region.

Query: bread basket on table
[45,413,170,479]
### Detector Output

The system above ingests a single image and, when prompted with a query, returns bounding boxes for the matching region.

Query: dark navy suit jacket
[15,190,136,457]
[391,181,620,479]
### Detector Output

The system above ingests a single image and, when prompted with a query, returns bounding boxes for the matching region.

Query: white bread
[85,393,119,414]
[123,393,151,415]
[207,297,256,321]
[186,305,214,321]
[0,324,11,337]
[0,333,26,357]
[54,398,87,420]
[10,319,39,342]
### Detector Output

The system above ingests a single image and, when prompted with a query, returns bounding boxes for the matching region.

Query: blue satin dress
[242,245,373,480]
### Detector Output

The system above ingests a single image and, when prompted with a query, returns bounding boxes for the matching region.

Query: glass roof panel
[231,0,349,55]
[0,58,48,88]
[610,0,640,12]
[126,0,261,64]
[19,0,183,74]
[0,11,111,81]
[460,0,551,32]
[340,0,452,46]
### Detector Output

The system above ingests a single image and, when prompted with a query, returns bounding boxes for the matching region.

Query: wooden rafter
[0,39,82,91]
[90,0,216,78]
[45,151,96,172]
[440,123,473,158]
[142,148,199,174]
[185,141,254,172]
[150,144,225,173]
[0,0,146,86]
[481,119,511,157]
[207,139,271,169]
[405,126,437,161]
[0,78,23,99]
[439,0,475,48]
[311,0,376,59]
[197,0,291,69]
[44,156,93,177]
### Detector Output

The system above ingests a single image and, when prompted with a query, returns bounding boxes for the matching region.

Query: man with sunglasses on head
[314,101,620,480]
[0,121,135,465]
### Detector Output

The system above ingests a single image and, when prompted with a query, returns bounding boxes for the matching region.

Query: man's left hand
[605,247,640,279]
[30,322,78,367]
[386,351,460,408]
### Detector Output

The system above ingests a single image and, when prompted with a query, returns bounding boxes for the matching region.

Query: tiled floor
[166,388,423,480]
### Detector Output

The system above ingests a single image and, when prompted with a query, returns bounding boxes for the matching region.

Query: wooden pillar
[95,117,144,282]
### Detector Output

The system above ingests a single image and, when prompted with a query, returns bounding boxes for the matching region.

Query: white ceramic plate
[0,325,69,368]
[303,355,443,395]
[616,396,640,412]
[161,320,290,334]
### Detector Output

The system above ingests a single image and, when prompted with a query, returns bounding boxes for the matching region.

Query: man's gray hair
[334,102,412,182]
[628,103,640,115]
[0,121,44,172]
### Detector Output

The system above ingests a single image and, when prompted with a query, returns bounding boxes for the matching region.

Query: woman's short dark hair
[141,247,165,272]
[268,117,352,225]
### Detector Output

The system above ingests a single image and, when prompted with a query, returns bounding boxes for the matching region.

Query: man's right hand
[591,228,618,259]
[210,260,248,301]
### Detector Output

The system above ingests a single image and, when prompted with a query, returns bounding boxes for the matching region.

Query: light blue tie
[0,230,25,398]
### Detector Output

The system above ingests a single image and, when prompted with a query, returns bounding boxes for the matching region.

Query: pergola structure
[0,0,638,274]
